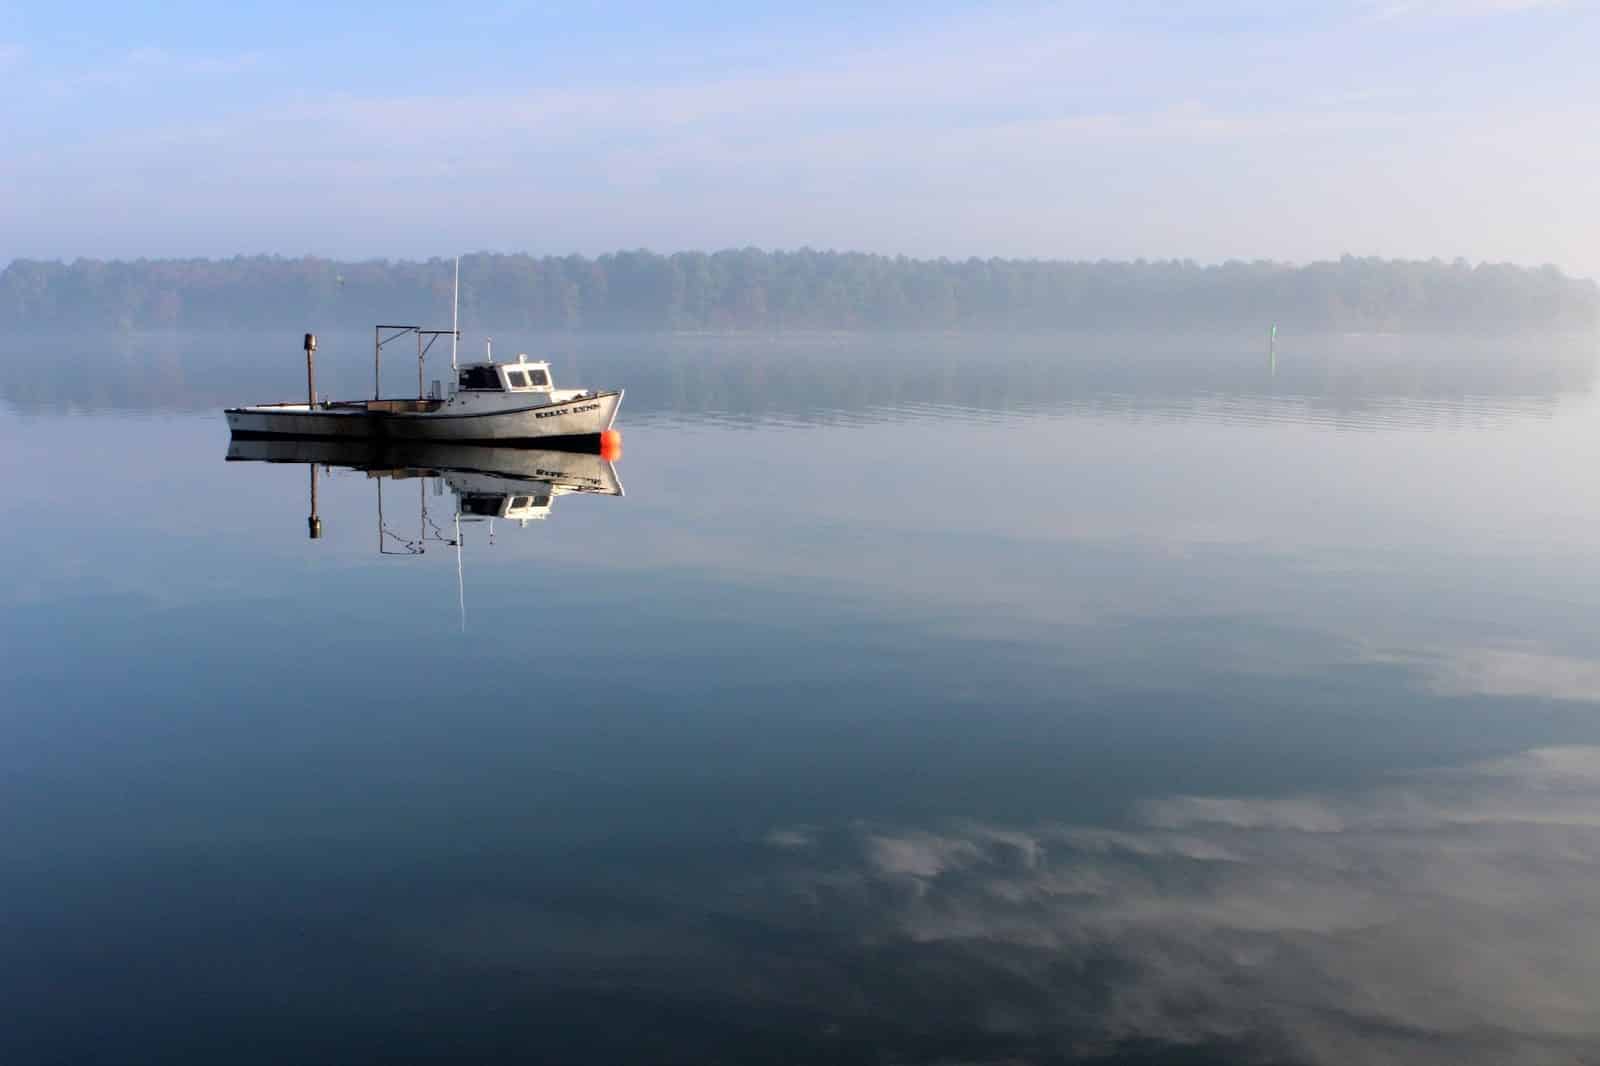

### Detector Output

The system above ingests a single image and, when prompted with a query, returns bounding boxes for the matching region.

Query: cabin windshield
[458,366,502,391]
[526,368,550,387]
[459,495,503,516]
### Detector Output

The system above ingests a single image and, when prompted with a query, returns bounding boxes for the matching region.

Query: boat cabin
[439,354,592,414]
[454,358,554,395]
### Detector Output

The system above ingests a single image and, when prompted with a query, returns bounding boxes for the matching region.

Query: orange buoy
[599,429,623,461]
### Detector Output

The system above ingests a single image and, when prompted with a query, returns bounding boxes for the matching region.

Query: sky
[2,1,1598,274]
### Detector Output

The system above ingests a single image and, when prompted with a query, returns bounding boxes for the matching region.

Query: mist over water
[5,327,1595,424]
[3,327,1600,1064]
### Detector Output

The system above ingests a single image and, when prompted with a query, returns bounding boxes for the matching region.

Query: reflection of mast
[308,463,322,539]
[455,512,466,633]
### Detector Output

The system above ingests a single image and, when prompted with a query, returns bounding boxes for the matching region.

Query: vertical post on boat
[377,478,383,554]
[451,256,460,371]
[417,329,425,400]
[308,463,322,540]
[304,332,318,408]
[374,326,381,401]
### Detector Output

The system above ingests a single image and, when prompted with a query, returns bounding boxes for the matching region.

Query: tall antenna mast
[451,256,460,370]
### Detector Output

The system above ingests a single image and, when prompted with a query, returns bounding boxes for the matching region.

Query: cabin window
[532,495,551,508]
[526,369,550,387]
[510,496,531,509]
[458,366,502,391]
[460,496,500,516]
[505,369,530,388]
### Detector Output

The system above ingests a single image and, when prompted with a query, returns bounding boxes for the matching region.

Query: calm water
[4,332,1600,1064]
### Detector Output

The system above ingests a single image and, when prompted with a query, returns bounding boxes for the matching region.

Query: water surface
[3,332,1599,1064]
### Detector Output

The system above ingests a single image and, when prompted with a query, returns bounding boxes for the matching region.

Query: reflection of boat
[228,437,624,628]
[230,435,624,627]
[226,437,623,537]
[226,437,623,500]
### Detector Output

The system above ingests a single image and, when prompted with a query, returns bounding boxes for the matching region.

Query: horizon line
[2,248,1593,281]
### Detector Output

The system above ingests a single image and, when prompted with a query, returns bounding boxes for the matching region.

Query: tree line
[2,249,1595,333]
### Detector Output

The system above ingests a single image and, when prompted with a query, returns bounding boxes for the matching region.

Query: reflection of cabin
[458,491,552,521]
[444,468,565,523]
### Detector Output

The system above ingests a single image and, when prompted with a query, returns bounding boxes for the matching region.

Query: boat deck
[232,398,446,415]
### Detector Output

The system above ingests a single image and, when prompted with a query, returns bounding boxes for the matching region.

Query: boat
[225,349,623,441]
[224,258,623,442]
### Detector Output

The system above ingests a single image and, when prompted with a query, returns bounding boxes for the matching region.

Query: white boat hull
[226,390,622,441]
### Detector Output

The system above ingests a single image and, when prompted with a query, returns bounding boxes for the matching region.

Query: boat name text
[536,402,601,419]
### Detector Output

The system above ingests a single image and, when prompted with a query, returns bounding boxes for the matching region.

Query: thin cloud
[1384,646,1600,702]
[1368,0,1571,17]
[786,749,1600,1060]
[42,46,264,92]
[403,747,1600,1063]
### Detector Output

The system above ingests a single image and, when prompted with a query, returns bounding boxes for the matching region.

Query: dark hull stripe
[229,430,610,452]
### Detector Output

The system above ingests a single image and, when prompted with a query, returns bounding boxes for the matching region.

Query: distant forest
[2,250,1595,333]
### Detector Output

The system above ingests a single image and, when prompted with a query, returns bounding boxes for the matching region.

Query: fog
[4,328,1593,421]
